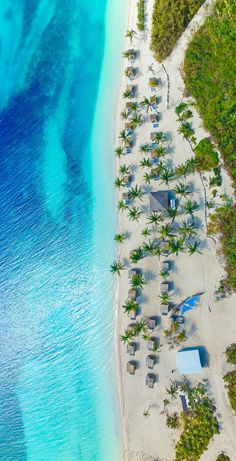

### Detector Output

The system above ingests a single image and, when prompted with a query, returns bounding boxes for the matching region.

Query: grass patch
[224,371,236,415]
[225,343,236,365]
[151,0,204,61]
[194,138,219,171]
[216,453,231,461]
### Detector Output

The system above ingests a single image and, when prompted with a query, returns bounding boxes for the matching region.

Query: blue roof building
[176,348,202,375]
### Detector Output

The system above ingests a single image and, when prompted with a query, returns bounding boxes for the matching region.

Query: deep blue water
[0,1,122,460]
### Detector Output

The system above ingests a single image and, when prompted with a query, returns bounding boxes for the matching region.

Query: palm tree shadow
[145,270,156,282]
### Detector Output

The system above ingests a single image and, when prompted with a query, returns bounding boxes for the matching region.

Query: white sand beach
[114,1,236,460]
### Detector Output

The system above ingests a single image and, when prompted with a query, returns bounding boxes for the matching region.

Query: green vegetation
[166,412,180,429]
[183,1,236,291]
[184,0,236,188]
[216,453,231,461]
[194,138,219,171]
[223,371,236,415]
[225,343,236,365]
[137,0,145,31]
[151,0,204,61]
[174,383,219,461]
[208,202,236,291]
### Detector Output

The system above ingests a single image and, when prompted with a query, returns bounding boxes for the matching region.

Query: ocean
[0,0,125,460]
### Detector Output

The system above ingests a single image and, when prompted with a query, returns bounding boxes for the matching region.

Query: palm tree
[175,102,188,118]
[119,129,132,146]
[114,233,126,244]
[125,29,136,44]
[150,244,162,259]
[140,158,152,169]
[140,97,152,114]
[186,157,197,174]
[183,200,199,216]
[122,299,138,315]
[117,200,128,212]
[186,241,202,256]
[160,168,175,187]
[152,132,167,144]
[119,164,131,176]
[147,63,155,75]
[166,379,178,400]
[130,113,143,129]
[114,177,124,189]
[174,182,191,198]
[143,407,151,417]
[129,185,144,200]
[141,227,151,238]
[123,89,133,99]
[175,163,191,180]
[165,207,181,223]
[120,328,134,344]
[128,207,143,222]
[160,270,168,279]
[133,320,147,336]
[143,172,152,184]
[159,223,175,240]
[130,273,146,290]
[178,122,194,140]
[159,293,172,304]
[129,101,139,112]
[140,143,151,155]
[178,220,197,239]
[147,212,163,225]
[142,240,156,253]
[169,238,185,256]
[120,109,129,120]
[110,260,125,275]
[122,50,135,62]
[129,247,143,263]
[154,146,167,158]
[115,146,123,158]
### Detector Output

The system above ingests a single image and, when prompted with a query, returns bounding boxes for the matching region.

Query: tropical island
[111,0,236,460]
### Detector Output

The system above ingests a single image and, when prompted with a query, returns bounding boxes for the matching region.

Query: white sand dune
[114,1,236,460]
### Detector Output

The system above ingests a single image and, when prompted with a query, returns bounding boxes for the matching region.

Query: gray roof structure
[150,191,169,212]
[160,304,169,315]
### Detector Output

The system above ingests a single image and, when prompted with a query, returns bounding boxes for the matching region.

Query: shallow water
[0,1,124,459]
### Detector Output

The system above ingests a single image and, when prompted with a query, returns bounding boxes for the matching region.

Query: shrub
[174,383,219,461]
[151,0,204,61]
[224,371,236,415]
[166,412,180,429]
[216,453,231,461]
[225,343,236,365]
[194,138,219,171]
[137,0,145,31]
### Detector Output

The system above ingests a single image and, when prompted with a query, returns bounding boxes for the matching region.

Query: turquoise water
[0,1,125,460]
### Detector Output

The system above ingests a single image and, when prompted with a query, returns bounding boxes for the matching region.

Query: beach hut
[125,121,133,131]
[151,168,159,181]
[130,309,137,321]
[180,394,188,413]
[127,342,136,356]
[148,317,156,330]
[150,95,158,109]
[128,288,137,300]
[126,84,135,97]
[160,240,170,256]
[128,268,140,279]
[145,373,155,388]
[160,304,169,316]
[160,282,169,294]
[150,113,158,128]
[127,361,136,375]
[161,261,170,272]
[128,49,136,62]
[123,174,131,188]
[150,191,169,212]
[126,66,135,80]
[146,355,155,369]
[147,337,156,351]
[176,348,203,375]
[122,192,130,205]
[126,101,132,111]
[149,77,158,88]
